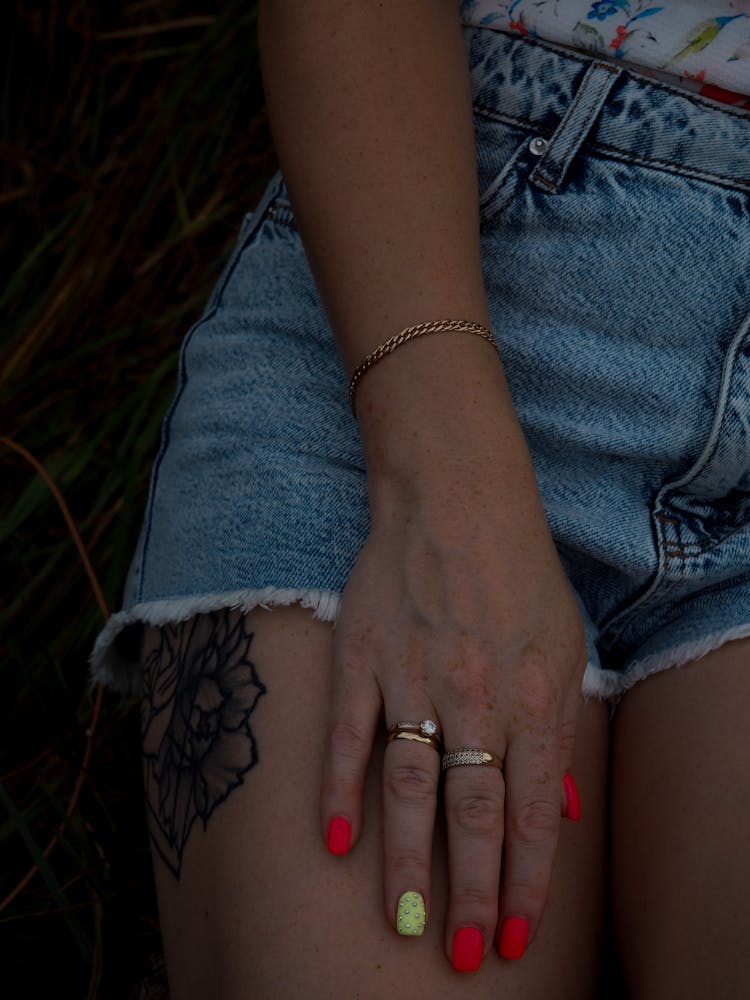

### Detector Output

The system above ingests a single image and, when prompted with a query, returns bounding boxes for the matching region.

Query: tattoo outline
[141,610,266,878]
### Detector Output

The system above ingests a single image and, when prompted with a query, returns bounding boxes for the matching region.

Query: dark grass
[1,2,274,995]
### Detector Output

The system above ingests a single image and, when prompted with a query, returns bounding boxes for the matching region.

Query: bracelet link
[348,318,499,417]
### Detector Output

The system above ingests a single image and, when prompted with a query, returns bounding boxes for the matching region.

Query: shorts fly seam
[655,513,688,576]
[655,511,714,553]
[655,509,750,556]
[602,508,750,646]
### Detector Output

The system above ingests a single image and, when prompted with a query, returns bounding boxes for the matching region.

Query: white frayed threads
[585,623,750,707]
[88,587,342,696]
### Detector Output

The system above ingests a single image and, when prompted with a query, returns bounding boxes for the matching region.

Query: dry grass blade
[96,16,215,40]
[0,437,105,915]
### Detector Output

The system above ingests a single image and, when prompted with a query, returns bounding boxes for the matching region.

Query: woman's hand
[319,339,588,970]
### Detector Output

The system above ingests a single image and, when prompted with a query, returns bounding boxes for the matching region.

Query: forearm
[258,1,531,497]
[259,0,488,364]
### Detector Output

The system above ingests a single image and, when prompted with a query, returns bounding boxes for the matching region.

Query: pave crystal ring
[442,748,504,771]
[387,719,442,752]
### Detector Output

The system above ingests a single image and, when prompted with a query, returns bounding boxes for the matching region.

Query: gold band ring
[442,748,504,771]
[386,719,442,752]
[388,719,441,739]
[387,731,442,752]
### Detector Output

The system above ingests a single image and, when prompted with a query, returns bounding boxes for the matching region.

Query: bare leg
[141,605,608,999]
[611,636,750,999]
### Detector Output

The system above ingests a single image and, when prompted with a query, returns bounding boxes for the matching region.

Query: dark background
[1,3,273,995]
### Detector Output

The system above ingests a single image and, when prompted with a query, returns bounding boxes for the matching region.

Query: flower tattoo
[141,610,266,878]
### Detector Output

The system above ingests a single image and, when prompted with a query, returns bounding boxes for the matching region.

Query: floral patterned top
[459,0,750,108]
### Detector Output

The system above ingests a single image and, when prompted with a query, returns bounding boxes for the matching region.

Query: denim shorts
[90,26,750,702]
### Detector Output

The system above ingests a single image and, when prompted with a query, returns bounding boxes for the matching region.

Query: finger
[320,644,381,856]
[443,753,506,972]
[382,717,441,936]
[560,684,582,821]
[561,771,581,822]
[498,714,562,960]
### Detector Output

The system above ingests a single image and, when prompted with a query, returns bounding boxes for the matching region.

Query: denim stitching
[600,520,750,651]
[666,331,750,491]
[479,187,517,225]
[653,513,709,552]
[473,103,750,190]
[267,202,296,228]
[478,136,533,220]
[584,139,750,189]
[655,512,687,577]
[661,509,750,553]
[654,505,750,557]
[483,28,750,124]
[532,63,620,192]
[652,312,750,563]
[596,499,741,642]
[596,515,676,646]
[137,192,281,602]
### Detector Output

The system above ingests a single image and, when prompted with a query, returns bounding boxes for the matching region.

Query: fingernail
[562,772,581,822]
[498,916,529,959]
[326,815,351,855]
[396,891,426,936]
[452,926,484,971]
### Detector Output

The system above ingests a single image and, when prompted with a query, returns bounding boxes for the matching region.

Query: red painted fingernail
[452,926,484,972]
[498,916,529,960]
[562,772,581,822]
[326,815,351,855]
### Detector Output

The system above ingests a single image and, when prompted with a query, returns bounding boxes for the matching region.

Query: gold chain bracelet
[348,318,499,417]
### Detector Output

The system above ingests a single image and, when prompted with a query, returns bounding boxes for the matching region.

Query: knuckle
[503,873,549,914]
[511,796,559,844]
[322,722,369,799]
[560,717,577,762]
[327,720,369,763]
[385,762,437,804]
[453,881,500,911]
[444,666,492,714]
[389,849,429,879]
[518,665,559,720]
[449,790,504,835]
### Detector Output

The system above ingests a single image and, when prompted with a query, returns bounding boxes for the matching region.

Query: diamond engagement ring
[442,748,504,771]
[386,719,442,752]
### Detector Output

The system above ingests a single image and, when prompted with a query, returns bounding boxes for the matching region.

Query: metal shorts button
[529,136,548,156]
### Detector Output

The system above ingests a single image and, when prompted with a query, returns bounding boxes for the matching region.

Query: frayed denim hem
[91,596,750,710]
[88,587,342,698]
[581,661,619,703]
[584,623,750,708]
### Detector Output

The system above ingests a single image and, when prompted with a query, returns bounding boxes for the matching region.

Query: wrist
[349,319,499,416]
[354,333,539,513]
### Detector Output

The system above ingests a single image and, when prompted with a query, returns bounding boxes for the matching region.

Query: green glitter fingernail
[396,891,426,936]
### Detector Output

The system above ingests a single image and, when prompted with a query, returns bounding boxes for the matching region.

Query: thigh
[140,604,609,1000]
[611,637,750,1000]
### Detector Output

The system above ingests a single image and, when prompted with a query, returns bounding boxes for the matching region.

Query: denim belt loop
[530,60,623,194]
